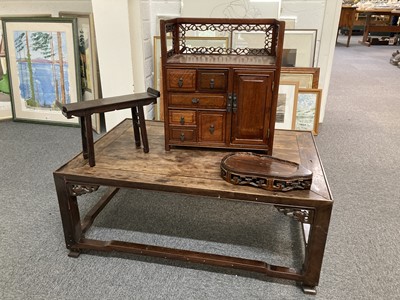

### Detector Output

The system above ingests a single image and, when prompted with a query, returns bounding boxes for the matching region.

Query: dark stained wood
[54,119,333,294]
[57,88,160,166]
[220,152,312,192]
[56,88,160,118]
[160,18,285,154]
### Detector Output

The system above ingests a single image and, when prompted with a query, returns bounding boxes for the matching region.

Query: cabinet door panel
[231,71,273,145]
[198,112,226,143]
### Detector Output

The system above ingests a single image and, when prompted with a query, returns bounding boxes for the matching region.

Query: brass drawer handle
[178,78,183,88]
[180,133,185,142]
[180,116,185,125]
[209,124,215,134]
[191,98,200,104]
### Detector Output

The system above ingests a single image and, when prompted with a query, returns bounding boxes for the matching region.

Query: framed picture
[2,17,81,125]
[0,21,11,119]
[275,81,298,130]
[295,89,322,135]
[59,12,102,132]
[283,30,317,68]
[280,67,320,89]
[153,35,229,120]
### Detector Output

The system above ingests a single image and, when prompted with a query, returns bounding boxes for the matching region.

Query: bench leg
[137,106,149,153]
[84,116,95,167]
[131,107,141,148]
[80,116,88,159]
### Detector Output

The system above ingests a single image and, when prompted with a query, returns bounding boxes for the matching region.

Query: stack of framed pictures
[1,14,101,131]
[276,67,322,135]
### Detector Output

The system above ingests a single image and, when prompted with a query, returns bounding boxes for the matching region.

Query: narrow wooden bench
[57,88,160,167]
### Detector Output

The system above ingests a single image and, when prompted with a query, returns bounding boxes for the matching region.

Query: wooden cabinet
[160,18,285,154]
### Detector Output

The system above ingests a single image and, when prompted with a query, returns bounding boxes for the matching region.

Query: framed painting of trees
[1,17,81,125]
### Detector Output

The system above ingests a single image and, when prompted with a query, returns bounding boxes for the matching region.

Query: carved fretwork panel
[176,23,278,56]
[68,184,99,196]
[275,206,314,224]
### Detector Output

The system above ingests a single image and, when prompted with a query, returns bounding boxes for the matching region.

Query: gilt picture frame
[2,17,81,125]
[280,67,320,89]
[295,89,322,135]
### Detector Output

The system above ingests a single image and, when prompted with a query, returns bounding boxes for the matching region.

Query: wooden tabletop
[55,120,332,206]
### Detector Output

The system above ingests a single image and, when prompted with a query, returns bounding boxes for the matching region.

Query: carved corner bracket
[275,206,314,224]
[68,184,99,196]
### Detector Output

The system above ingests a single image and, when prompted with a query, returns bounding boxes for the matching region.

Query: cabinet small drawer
[169,110,196,125]
[198,112,226,143]
[170,127,196,142]
[169,94,226,109]
[167,69,196,91]
[198,70,228,92]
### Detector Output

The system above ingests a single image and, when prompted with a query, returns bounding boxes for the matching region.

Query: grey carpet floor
[1,35,399,299]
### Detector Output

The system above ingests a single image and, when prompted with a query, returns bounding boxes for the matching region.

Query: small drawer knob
[210,78,215,89]
[178,78,183,88]
[180,133,185,142]
[209,124,215,134]
[191,98,200,104]
[180,116,185,125]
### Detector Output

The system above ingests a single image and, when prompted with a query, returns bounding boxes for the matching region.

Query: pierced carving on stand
[275,207,313,224]
[68,184,99,196]
[220,153,313,192]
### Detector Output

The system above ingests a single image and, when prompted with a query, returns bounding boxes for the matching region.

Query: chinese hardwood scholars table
[53,120,333,295]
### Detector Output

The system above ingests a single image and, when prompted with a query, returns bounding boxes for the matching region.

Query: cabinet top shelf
[166,54,277,67]
[160,18,285,66]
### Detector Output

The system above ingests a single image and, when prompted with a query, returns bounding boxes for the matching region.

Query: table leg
[301,203,333,293]
[80,116,88,159]
[53,174,83,257]
[131,107,141,148]
[84,116,95,167]
[137,106,149,153]
[362,14,371,45]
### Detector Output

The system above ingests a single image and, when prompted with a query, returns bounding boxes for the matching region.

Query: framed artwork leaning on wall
[275,81,299,130]
[2,17,81,125]
[294,89,322,135]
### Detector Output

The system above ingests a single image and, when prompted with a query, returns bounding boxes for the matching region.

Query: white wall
[92,0,136,130]
[0,0,92,16]
[281,0,342,121]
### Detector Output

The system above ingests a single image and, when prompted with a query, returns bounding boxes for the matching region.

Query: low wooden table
[53,120,333,295]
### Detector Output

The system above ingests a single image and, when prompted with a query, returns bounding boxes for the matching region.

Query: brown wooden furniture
[357,8,400,46]
[53,119,333,295]
[337,6,357,47]
[160,18,285,154]
[220,152,313,192]
[57,88,159,167]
